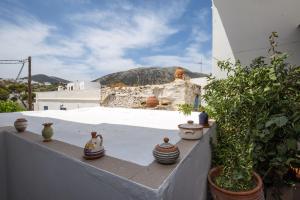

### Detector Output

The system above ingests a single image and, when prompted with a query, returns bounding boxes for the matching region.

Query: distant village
[0,77,64,111]
[0,68,208,112]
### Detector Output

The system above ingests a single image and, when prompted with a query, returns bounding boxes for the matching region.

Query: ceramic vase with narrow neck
[42,123,53,142]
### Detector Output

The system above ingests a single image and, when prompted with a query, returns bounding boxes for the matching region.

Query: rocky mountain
[93,67,207,86]
[21,74,69,84]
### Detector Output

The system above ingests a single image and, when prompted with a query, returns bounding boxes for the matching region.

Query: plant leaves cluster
[178,103,193,116]
[204,33,300,193]
[0,100,25,113]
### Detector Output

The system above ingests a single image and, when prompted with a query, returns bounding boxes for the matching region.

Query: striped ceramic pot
[14,118,28,132]
[153,137,180,165]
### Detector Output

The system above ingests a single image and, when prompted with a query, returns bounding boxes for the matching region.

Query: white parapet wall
[0,107,216,200]
[34,90,100,111]
[0,126,215,200]
[212,0,300,79]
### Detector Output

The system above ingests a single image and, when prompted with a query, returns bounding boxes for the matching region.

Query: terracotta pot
[14,118,28,132]
[208,167,265,200]
[42,123,54,142]
[290,165,300,179]
[146,96,159,108]
[174,68,184,79]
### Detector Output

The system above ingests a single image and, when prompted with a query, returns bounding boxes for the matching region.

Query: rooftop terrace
[0,107,215,200]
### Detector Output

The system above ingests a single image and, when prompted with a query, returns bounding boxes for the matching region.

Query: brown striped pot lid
[154,137,179,153]
[15,118,27,122]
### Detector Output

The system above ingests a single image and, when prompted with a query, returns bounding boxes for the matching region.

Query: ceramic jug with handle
[84,132,105,159]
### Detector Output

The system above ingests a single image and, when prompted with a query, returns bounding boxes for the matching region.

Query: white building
[212,0,300,78]
[34,81,101,111]
[66,80,99,91]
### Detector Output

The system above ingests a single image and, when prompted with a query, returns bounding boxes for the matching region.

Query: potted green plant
[205,32,300,199]
[205,65,265,199]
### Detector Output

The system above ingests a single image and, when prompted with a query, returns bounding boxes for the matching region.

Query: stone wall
[100,79,201,110]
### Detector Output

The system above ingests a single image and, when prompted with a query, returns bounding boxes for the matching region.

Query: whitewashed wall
[34,90,100,111]
[34,101,100,111]
[66,81,100,91]
[212,0,300,79]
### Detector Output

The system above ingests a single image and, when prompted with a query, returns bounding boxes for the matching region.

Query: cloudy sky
[0,0,212,81]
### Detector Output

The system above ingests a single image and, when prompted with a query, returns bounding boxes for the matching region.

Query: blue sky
[0,0,212,81]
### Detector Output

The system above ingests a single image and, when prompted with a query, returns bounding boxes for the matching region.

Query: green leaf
[276,144,287,155]
[286,158,300,165]
[265,116,288,128]
[264,87,270,92]
[286,139,297,150]
[269,73,277,80]
[294,124,300,134]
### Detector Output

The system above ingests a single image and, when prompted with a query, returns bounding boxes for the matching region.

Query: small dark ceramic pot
[199,111,209,127]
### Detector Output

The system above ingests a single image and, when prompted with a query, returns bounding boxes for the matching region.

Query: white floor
[0,107,200,166]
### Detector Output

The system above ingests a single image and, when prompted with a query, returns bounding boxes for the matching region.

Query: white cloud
[0,0,212,81]
[142,53,212,74]
[0,16,87,80]
[142,29,212,74]
[0,2,185,80]
[71,6,180,73]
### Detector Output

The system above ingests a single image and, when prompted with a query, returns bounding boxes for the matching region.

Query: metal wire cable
[16,62,25,80]
[0,62,24,64]
[0,59,27,64]
[0,58,28,79]
[0,59,23,61]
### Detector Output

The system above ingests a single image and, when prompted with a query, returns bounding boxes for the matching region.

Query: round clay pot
[178,120,204,140]
[208,167,265,200]
[14,118,28,132]
[42,123,54,142]
[153,137,180,165]
[146,96,159,108]
[174,68,184,79]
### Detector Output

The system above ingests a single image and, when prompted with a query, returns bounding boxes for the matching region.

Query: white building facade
[66,81,99,91]
[212,0,300,78]
[34,81,101,111]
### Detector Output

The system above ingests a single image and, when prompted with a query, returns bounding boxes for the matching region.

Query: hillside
[22,74,69,84]
[93,67,207,86]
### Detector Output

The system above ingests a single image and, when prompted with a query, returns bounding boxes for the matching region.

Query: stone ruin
[100,69,202,110]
